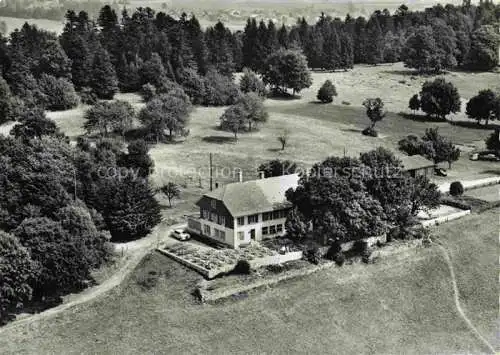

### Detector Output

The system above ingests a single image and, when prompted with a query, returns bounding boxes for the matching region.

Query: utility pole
[73,149,77,201]
[209,153,213,191]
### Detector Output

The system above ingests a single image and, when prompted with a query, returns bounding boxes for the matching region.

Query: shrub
[137,270,159,290]
[387,226,399,242]
[362,249,373,264]
[267,264,285,273]
[232,260,251,275]
[305,247,322,265]
[362,127,378,137]
[409,226,431,240]
[352,240,368,254]
[334,252,346,266]
[140,83,157,102]
[78,87,98,105]
[317,80,337,103]
[38,74,79,111]
[325,239,342,260]
[449,181,464,196]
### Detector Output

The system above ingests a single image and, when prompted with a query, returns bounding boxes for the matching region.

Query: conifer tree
[90,45,118,99]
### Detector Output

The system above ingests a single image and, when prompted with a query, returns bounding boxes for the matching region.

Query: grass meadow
[0,208,497,354]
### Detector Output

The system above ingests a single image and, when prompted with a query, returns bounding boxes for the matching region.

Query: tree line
[0,116,161,324]
[0,2,498,117]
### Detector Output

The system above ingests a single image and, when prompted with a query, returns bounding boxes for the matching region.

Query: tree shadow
[479,169,500,175]
[267,147,283,152]
[398,112,447,123]
[309,100,331,105]
[380,69,450,77]
[341,127,363,134]
[267,91,301,101]
[448,120,500,130]
[202,136,235,144]
[124,128,186,144]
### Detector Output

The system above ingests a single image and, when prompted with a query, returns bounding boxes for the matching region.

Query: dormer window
[211,200,217,209]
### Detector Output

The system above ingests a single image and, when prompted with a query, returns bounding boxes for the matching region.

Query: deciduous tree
[0,231,36,323]
[466,89,500,125]
[409,94,421,115]
[160,182,180,207]
[420,78,461,120]
[139,93,192,142]
[262,48,312,95]
[317,80,337,103]
[84,100,135,137]
[240,68,267,97]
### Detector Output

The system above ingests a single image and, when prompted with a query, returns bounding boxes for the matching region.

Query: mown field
[434,208,499,349]
[0,208,497,354]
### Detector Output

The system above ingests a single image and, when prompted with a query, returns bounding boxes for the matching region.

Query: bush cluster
[232,260,251,275]
[362,127,378,137]
[449,181,464,196]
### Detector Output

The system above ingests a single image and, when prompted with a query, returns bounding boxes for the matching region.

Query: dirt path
[0,222,185,334]
[435,243,497,354]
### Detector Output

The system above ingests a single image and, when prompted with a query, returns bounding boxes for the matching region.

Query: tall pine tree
[90,45,118,99]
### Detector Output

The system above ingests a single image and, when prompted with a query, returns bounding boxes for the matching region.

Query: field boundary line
[435,243,496,354]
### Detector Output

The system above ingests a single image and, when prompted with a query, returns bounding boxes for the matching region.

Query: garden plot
[158,242,301,279]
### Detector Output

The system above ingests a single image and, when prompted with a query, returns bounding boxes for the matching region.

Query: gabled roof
[199,174,300,217]
[397,154,435,171]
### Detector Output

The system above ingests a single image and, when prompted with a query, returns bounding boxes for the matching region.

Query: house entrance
[250,229,255,240]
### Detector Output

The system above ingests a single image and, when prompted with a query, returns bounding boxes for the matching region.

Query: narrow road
[436,243,496,354]
[0,222,186,334]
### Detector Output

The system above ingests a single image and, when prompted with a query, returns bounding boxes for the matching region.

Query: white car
[171,229,191,241]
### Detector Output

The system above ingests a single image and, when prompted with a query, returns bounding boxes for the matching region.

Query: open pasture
[1,208,497,354]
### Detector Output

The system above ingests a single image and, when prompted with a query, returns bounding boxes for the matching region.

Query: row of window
[201,210,226,226]
[201,208,289,227]
[237,210,288,226]
[262,224,283,236]
[203,224,226,240]
[262,210,288,221]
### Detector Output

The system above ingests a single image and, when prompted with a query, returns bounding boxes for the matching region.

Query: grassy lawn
[465,185,500,203]
[269,102,495,146]
[433,208,499,347]
[0,242,491,354]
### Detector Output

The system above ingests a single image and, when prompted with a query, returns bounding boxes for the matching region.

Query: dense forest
[0,2,497,116]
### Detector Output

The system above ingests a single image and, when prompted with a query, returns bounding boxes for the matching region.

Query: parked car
[478,153,500,161]
[471,150,500,161]
[171,229,191,241]
[435,168,447,177]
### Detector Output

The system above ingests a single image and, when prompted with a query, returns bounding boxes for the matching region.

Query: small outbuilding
[398,155,436,178]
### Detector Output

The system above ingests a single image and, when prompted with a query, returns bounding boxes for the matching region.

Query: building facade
[187,174,299,248]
